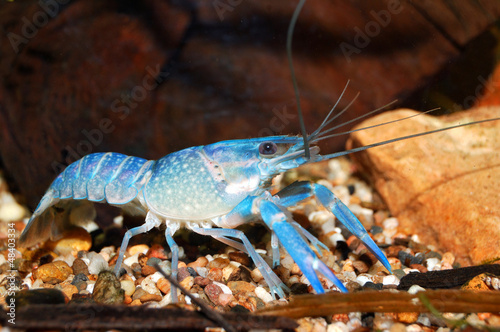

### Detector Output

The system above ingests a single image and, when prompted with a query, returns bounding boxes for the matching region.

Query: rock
[132,287,148,301]
[61,283,78,300]
[147,244,169,260]
[348,107,500,265]
[207,257,230,269]
[72,258,89,276]
[187,256,209,269]
[228,252,250,266]
[207,267,223,282]
[228,281,256,295]
[179,276,194,291]
[141,265,157,276]
[177,267,191,281]
[34,261,72,284]
[139,293,163,303]
[157,278,171,294]
[43,227,92,256]
[461,273,492,291]
[204,283,223,306]
[120,280,136,297]
[92,271,124,304]
[194,276,210,287]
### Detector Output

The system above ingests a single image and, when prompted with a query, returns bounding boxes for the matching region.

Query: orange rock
[33,261,72,284]
[139,293,163,303]
[396,312,419,324]
[43,227,92,256]
[348,107,500,266]
[461,273,492,291]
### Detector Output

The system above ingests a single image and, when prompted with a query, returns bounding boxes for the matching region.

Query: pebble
[327,322,348,332]
[139,293,162,303]
[396,312,418,324]
[207,268,223,282]
[352,260,369,273]
[128,244,149,256]
[132,287,147,301]
[204,283,223,305]
[141,265,157,276]
[388,257,402,270]
[120,280,136,297]
[34,261,72,284]
[207,257,230,269]
[86,252,109,275]
[61,283,78,300]
[179,276,194,291]
[254,286,272,303]
[461,273,491,291]
[196,267,208,278]
[218,293,233,306]
[383,275,400,286]
[383,217,399,230]
[187,256,209,269]
[92,271,124,304]
[147,244,168,259]
[177,267,191,281]
[123,253,140,267]
[407,285,426,294]
[228,280,255,294]
[44,227,92,256]
[441,252,455,270]
[222,262,238,281]
[228,252,250,266]
[72,258,89,275]
[156,278,171,294]
[193,276,210,287]
[425,257,441,271]
[140,275,162,296]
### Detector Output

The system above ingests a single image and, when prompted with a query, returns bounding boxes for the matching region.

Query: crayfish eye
[259,142,278,156]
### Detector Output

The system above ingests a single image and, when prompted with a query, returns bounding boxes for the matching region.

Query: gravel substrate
[0,158,499,331]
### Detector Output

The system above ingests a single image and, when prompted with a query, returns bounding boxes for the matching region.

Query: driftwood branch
[258,290,500,318]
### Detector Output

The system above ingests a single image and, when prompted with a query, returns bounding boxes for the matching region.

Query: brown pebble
[139,293,163,303]
[132,287,148,301]
[194,276,211,287]
[179,276,194,291]
[177,267,191,282]
[157,278,171,294]
[409,264,428,273]
[130,299,142,306]
[352,260,369,273]
[385,245,407,258]
[34,261,72,285]
[61,284,78,301]
[141,265,157,276]
[147,244,169,259]
[204,283,223,305]
[207,267,223,282]
[228,252,250,266]
[228,281,256,295]
[135,277,145,286]
[187,256,209,269]
[138,253,148,267]
[346,235,361,251]
[331,313,349,323]
[207,257,230,269]
[72,258,89,276]
[124,295,133,304]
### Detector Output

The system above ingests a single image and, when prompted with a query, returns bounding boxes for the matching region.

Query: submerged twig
[258,290,500,318]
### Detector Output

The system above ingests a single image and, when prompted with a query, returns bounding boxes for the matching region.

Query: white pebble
[212,281,232,295]
[280,254,294,271]
[382,217,399,230]
[356,275,372,286]
[408,285,426,294]
[425,258,441,271]
[196,267,208,278]
[54,254,75,266]
[382,275,399,286]
[0,201,25,222]
[87,252,109,275]
[406,324,423,332]
[354,182,372,202]
[157,260,171,275]
[86,281,95,293]
[254,286,273,303]
[148,272,164,283]
[205,254,214,262]
[0,255,6,265]
[255,249,267,255]
[123,253,140,268]
[141,276,161,296]
[328,159,349,184]
[416,314,431,327]
[328,233,345,246]
[113,215,124,226]
[31,278,44,289]
[347,204,373,227]
[309,211,334,225]
[327,322,348,332]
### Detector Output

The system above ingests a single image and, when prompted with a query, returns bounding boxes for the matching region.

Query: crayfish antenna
[287,0,310,159]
